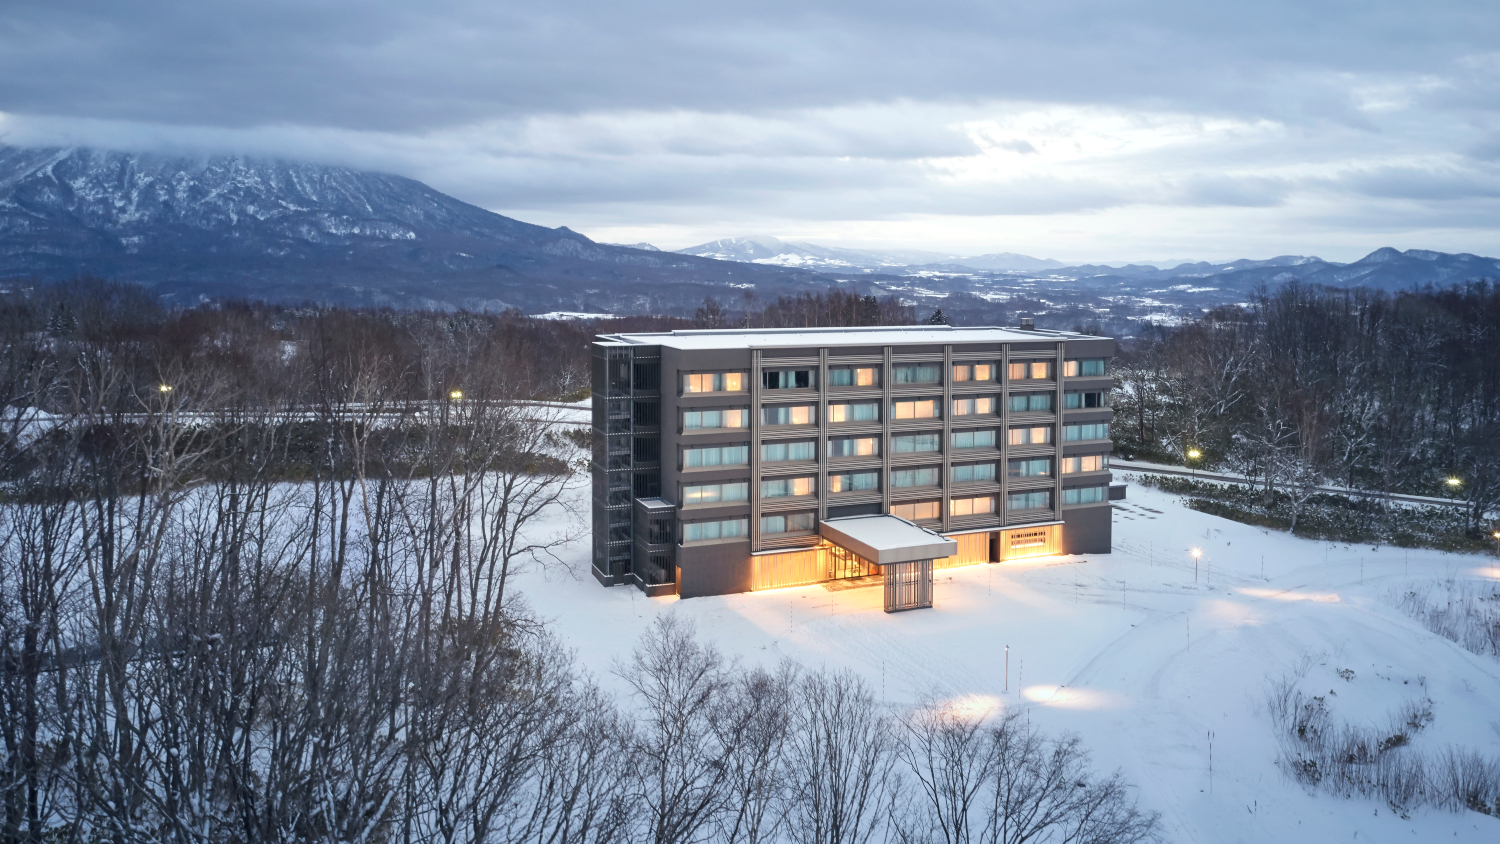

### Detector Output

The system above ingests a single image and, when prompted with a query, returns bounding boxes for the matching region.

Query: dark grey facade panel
[1061,505,1112,555]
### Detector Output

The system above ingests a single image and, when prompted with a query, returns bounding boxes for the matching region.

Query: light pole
[1191,547,1202,584]
[1187,448,1202,477]
[1005,644,1010,693]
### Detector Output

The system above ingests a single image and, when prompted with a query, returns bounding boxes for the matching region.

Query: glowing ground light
[158,384,172,393]
[449,390,464,401]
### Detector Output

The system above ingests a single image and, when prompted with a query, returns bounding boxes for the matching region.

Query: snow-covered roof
[596,325,1097,350]
[819,515,958,565]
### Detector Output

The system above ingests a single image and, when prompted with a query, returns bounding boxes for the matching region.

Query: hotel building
[589,323,1115,610]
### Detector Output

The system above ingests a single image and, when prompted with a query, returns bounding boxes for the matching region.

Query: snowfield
[517,478,1500,843]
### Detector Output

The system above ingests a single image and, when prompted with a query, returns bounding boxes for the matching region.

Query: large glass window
[1007,490,1052,511]
[828,471,880,493]
[1008,393,1053,413]
[828,402,879,423]
[763,369,815,390]
[1063,485,1108,505]
[892,433,941,454]
[950,495,996,516]
[682,481,749,505]
[1063,359,1107,377]
[828,436,880,457]
[761,476,816,498]
[1061,454,1109,474]
[683,444,750,468]
[951,429,998,449]
[828,366,878,387]
[892,398,939,419]
[761,512,816,535]
[1008,457,1052,478]
[1064,391,1107,409]
[761,440,817,462]
[1008,361,1053,381]
[683,518,748,543]
[893,364,941,384]
[762,405,816,426]
[953,396,997,416]
[892,500,940,521]
[682,408,749,430]
[951,462,997,483]
[1007,426,1053,446]
[1063,423,1109,442]
[952,363,998,382]
[891,467,941,488]
[684,372,746,393]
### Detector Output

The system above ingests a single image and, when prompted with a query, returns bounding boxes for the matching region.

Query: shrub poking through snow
[1267,667,1500,817]
[1394,580,1500,660]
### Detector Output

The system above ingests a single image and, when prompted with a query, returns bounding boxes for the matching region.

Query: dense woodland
[1112,280,1500,534]
[0,281,1154,843]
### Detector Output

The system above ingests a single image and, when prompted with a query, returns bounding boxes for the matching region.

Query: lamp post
[1187,448,1202,477]
[1191,547,1202,584]
[1005,644,1010,693]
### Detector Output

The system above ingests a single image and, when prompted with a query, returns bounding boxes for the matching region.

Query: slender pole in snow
[1208,730,1215,793]
[1005,645,1009,693]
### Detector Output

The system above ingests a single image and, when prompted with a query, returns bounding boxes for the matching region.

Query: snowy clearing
[517,478,1500,843]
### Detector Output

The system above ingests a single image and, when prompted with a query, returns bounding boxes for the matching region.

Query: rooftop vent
[1018,317,1035,330]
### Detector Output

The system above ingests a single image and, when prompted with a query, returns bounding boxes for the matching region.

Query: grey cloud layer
[1,0,1498,258]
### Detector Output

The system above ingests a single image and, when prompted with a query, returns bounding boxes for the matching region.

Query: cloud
[0,0,1498,261]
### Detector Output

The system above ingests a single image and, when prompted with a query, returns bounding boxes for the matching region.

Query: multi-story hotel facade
[590,324,1115,610]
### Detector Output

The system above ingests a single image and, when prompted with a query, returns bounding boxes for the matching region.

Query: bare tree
[784,669,893,844]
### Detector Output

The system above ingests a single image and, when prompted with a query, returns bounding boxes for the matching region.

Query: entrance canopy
[819,515,957,565]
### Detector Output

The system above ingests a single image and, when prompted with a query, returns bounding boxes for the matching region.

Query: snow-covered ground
[515,478,1500,843]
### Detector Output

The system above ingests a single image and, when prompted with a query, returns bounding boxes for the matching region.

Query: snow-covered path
[515,479,1500,843]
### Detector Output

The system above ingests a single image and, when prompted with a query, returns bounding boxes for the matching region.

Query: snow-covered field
[516,479,1500,843]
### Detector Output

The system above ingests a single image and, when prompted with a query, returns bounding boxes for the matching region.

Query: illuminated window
[684,372,746,393]
[828,436,880,457]
[1008,361,1053,381]
[891,500,940,521]
[950,495,995,516]
[953,396,997,416]
[682,481,749,505]
[1061,454,1108,473]
[892,399,939,419]
[1008,528,1048,550]
[682,408,748,430]
[829,366,878,387]
[952,363,998,382]
[1007,426,1053,446]
[1063,359,1107,377]
[761,477,816,498]
[828,402,879,423]
[762,405,816,426]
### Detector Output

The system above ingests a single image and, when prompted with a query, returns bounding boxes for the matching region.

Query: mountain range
[0,146,826,310]
[2,145,1497,314]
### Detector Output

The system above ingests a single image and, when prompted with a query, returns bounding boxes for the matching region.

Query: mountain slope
[0,146,827,310]
[676,235,1063,272]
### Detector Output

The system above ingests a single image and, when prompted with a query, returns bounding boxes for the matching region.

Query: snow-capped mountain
[1049,249,1500,291]
[678,236,1071,272]
[0,146,826,309]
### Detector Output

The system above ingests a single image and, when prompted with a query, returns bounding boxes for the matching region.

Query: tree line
[0,280,1155,843]
[1112,279,1500,533]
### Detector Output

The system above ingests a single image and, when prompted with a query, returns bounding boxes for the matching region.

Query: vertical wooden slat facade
[884,559,934,611]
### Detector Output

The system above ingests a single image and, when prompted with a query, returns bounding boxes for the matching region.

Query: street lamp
[1446,477,1462,489]
[449,389,464,401]
[1191,547,1202,584]
[1187,448,1201,477]
[158,384,172,394]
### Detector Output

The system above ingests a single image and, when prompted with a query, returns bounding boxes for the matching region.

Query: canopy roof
[819,515,958,565]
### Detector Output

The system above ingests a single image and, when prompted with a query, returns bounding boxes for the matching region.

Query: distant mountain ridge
[0,146,827,309]
[676,235,1062,271]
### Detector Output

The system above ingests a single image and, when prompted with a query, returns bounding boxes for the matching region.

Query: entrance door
[827,545,876,580]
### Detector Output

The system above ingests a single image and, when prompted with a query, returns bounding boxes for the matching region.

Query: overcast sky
[2,0,1497,262]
